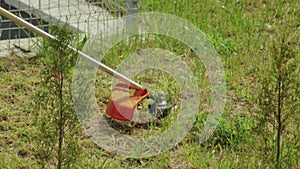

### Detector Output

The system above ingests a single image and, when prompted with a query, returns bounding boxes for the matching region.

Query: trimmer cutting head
[148,91,173,119]
[106,83,172,122]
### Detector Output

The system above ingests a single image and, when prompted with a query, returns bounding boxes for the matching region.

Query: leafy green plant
[32,25,85,168]
[210,113,252,147]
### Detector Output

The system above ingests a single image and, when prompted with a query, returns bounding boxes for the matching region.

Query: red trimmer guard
[106,83,150,122]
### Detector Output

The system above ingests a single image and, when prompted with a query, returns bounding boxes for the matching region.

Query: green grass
[1,0,300,168]
[0,57,40,168]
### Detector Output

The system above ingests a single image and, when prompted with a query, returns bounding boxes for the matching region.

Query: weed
[211,113,252,148]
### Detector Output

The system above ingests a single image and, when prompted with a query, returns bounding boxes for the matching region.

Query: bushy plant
[255,34,300,168]
[32,24,85,168]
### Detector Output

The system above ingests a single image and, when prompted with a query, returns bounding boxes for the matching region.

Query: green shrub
[32,25,85,168]
[255,34,300,168]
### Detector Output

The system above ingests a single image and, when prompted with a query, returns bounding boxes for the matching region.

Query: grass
[1,0,300,168]
[0,57,40,168]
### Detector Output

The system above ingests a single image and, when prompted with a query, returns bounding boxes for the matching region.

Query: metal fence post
[126,0,139,35]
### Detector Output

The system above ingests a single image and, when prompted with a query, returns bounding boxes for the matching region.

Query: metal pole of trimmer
[0,7,144,89]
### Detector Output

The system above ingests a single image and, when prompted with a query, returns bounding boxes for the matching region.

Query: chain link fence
[0,0,140,55]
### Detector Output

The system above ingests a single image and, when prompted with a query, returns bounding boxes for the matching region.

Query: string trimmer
[0,7,172,122]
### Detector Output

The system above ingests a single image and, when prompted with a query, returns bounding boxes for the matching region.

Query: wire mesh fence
[0,0,140,54]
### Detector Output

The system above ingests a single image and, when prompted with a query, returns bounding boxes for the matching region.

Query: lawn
[0,0,299,168]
